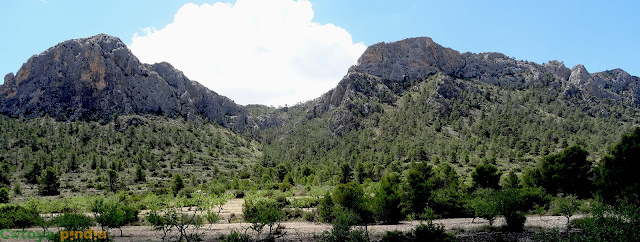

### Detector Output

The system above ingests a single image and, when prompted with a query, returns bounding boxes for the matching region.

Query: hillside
[259,37,640,182]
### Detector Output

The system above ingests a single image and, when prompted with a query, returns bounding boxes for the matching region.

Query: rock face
[299,37,640,133]
[0,34,248,131]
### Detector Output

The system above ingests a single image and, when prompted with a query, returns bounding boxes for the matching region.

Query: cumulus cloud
[129,0,366,106]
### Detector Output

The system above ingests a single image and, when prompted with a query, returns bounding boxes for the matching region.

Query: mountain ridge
[278,37,640,134]
[0,34,249,131]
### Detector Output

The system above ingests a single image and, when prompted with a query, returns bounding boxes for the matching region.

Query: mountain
[259,37,640,178]
[0,34,248,131]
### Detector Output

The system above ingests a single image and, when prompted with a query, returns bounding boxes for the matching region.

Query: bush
[551,194,580,228]
[290,197,320,208]
[535,146,592,197]
[91,198,139,236]
[220,230,251,242]
[279,182,293,192]
[430,187,470,218]
[598,127,640,205]
[303,211,316,222]
[332,182,372,223]
[374,172,403,224]
[471,163,502,190]
[318,192,334,222]
[243,198,283,237]
[573,199,640,241]
[504,212,526,232]
[404,162,434,216]
[319,208,368,242]
[56,213,95,231]
[469,189,500,225]
[0,204,40,229]
[0,187,9,204]
[381,222,455,242]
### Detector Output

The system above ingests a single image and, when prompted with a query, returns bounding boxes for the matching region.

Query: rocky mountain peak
[0,34,248,131]
[353,37,464,81]
[568,64,591,85]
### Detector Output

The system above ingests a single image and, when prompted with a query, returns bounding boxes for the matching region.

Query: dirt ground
[19,199,577,241]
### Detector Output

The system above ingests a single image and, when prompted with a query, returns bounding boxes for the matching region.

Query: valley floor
[12,215,576,241]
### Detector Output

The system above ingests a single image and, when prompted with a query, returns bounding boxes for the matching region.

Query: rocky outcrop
[0,34,248,131]
[299,37,639,133]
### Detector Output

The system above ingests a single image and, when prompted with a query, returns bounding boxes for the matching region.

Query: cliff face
[0,34,248,131]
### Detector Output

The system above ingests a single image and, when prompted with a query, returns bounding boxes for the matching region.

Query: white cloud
[129,0,366,106]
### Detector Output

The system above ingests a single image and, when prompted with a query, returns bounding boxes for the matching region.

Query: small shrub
[319,208,368,242]
[318,192,334,222]
[56,213,94,231]
[504,212,526,232]
[279,182,293,192]
[220,230,251,242]
[413,222,456,242]
[381,222,455,242]
[0,204,40,229]
[0,187,9,203]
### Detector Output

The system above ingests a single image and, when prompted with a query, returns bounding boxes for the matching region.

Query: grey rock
[0,34,248,131]
[298,37,640,133]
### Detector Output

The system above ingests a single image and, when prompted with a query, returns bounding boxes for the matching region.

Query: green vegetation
[0,71,640,240]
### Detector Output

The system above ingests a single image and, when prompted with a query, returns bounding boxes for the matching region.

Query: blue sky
[1,0,638,105]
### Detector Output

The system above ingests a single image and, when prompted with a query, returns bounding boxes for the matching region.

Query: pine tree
[107,169,118,193]
[38,167,60,196]
[172,174,185,195]
[134,165,146,183]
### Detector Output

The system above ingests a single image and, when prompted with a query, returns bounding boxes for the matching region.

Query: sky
[1,0,639,106]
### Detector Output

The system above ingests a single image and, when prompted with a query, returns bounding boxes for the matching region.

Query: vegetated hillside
[259,37,640,182]
[0,114,261,198]
[0,34,249,132]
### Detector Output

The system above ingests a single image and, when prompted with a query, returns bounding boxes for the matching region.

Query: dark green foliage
[598,127,640,204]
[107,169,118,193]
[0,187,8,204]
[38,166,60,196]
[91,198,139,236]
[339,163,353,184]
[12,182,21,195]
[278,182,292,192]
[319,208,369,242]
[573,198,640,241]
[332,182,372,223]
[134,165,146,183]
[404,162,434,216]
[243,199,283,236]
[374,172,403,224]
[535,145,592,197]
[471,163,502,190]
[171,174,185,195]
[381,222,455,242]
[552,194,580,228]
[502,170,521,189]
[493,189,528,231]
[318,192,335,222]
[468,189,500,225]
[470,188,546,231]
[24,162,42,185]
[0,204,40,229]
[504,212,526,232]
[430,187,470,218]
[0,163,10,187]
[56,213,95,231]
[0,115,260,197]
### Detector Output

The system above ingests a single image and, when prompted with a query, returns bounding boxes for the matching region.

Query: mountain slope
[260,37,640,181]
[0,34,248,131]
